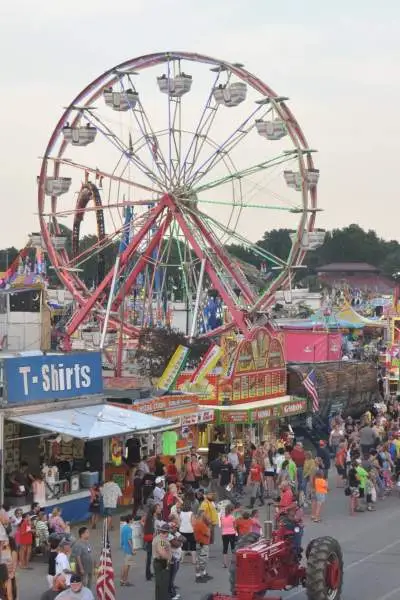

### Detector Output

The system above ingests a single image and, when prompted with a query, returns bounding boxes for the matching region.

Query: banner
[190,344,223,385]
[4,351,103,403]
[157,345,190,391]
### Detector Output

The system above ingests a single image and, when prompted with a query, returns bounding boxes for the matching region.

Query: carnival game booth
[110,393,215,474]
[1,352,171,522]
[175,326,300,450]
[203,395,308,447]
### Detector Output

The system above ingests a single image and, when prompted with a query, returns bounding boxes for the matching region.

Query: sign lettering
[4,352,103,404]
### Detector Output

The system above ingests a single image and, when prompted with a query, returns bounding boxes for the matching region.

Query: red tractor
[212,527,343,600]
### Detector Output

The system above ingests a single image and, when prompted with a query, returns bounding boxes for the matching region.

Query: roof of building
[318,273,394,293]
[317,262,380,272]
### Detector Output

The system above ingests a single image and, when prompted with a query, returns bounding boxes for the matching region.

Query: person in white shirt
[101,480,122,529]
[275,448,285,475]
[178,500,196,565]
[138,458,150,474]
[227,446,239,470]
[168,521,185,600]
[55,540,72,585]
[153,477,166,503]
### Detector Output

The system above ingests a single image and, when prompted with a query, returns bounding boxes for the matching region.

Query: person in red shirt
[235,511,252,537]
[291,441,306,496]
[163,483,179,520]
[278,480,295,513]
[19,513,33,568]
[165,457,179,484]
[247,459,264,508]
[335,442,347,488]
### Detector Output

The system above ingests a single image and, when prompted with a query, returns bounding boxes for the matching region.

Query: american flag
[303,369,319,413]
[96,523,115,600]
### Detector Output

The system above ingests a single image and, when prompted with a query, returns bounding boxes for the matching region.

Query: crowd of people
[1,399,399,600]
[0,502,95,600]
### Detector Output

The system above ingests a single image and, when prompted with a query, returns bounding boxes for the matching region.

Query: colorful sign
[181,409,215,426]
[157,345,190,391]
[4,352,103,404]
[281,398,307,416]
[176,326,286,405]
[215,397,307,424]
[220,410,250,424]
[114,394,198,415]
[190,344,223,385]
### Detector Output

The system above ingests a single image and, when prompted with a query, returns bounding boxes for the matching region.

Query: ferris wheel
[37,51,320,343]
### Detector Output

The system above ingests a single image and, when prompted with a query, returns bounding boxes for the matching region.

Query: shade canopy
[8,403,172,440]
[202,395,292,411]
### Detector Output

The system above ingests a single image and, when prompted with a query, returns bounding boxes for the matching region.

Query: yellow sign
[157,345,190,391]
[190,344,223,385]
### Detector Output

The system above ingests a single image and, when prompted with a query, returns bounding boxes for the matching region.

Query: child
[312,470,328,522]
[235,511,252,537]
[35,512,49,555]
[9,509,22,540]
[250,509,262,535]
[347,460,361,515]
[120,515,135,586]
[18,513,33,568]
[365,473,377,511]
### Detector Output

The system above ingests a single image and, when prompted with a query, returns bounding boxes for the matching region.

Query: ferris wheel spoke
[68,209,154,268]
[188,204,288,268]
[193,150,297,195]
[164,197,248,330]
[187,210,255,304]
[84,110,165,189]
[44,156,159,195]
[196,198,298,211]
[179,69,223,183]
[169,96,183,185]
[163,57,185,186]
[186,103,272,188]
[66,201,167,335]
[112,211,172,310]
[118,74,170,186]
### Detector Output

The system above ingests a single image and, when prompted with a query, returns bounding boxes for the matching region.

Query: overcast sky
[1,0,400,248]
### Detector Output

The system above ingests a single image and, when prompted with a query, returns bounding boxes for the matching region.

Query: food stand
[0,352,171,521]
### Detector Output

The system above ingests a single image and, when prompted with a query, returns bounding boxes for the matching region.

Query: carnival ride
[37,51,321,352]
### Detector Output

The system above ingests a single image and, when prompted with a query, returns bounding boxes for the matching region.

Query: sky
[1,0,400,249]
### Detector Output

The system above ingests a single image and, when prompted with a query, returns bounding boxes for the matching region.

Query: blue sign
[4,352,103,404]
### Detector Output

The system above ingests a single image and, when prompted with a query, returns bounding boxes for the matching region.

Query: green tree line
[1,224,398,288]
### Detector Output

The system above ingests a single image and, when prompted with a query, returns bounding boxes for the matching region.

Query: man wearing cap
[152,523,172,600]
[153,477,166,503]
[278,502,303,559]
[55,574,94,600]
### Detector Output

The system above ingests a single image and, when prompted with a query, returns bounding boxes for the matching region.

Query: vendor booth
[0,352,171,522]
[202,395,308,448]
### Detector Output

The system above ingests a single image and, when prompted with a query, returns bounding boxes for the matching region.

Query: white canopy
[8,403,172,440]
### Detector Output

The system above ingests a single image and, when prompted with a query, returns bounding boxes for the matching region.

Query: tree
[135,327,211,381]
[258,228,293,260]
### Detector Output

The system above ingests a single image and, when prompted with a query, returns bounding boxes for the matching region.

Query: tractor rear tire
[306,536,343,600]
